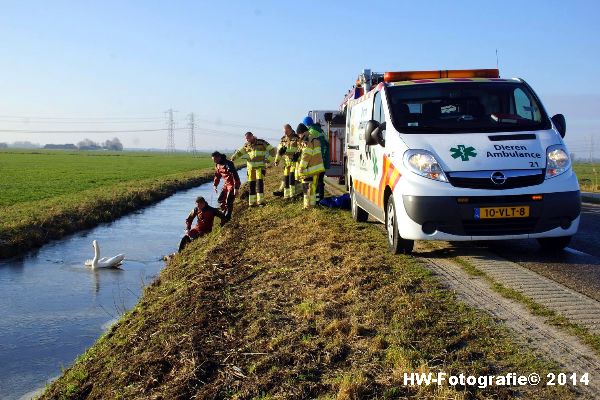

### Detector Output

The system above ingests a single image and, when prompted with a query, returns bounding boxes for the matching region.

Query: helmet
[302,116,314,126]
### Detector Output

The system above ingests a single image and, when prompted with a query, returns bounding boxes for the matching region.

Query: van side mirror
[364,120,379,145]
[324,112,333,122]
[365,120,386,147]
[551,114,566,138]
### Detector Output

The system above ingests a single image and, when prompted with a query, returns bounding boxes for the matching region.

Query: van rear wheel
[351,184,368,222]
[386,195,414,254]
[537,236,572,251]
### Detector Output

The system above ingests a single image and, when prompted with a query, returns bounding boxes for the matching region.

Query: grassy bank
[42,171,572,399]
[573,162,599,192]
[0,150,215,258]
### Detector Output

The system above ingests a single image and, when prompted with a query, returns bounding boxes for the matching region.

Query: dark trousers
[178,228,206,252]
[316,172,325,202]
[284,170,296,189]
[178,235,192,252]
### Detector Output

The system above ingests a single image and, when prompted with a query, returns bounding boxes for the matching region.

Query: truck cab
[344,68,580,254]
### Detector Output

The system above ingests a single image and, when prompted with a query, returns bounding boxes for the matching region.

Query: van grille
[462,218,538,236]
[447,170,545,190]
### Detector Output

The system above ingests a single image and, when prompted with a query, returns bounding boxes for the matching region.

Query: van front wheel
[386,195,414,255]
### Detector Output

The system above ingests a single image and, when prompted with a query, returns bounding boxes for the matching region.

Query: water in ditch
[0,170,246,399]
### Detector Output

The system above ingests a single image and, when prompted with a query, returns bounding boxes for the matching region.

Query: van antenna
[496,49,500,73]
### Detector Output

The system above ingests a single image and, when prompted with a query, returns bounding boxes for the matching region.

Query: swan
[84,240,125,269]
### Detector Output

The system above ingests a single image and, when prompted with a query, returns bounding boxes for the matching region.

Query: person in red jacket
[212,151,241,218]
[178,196,228,252]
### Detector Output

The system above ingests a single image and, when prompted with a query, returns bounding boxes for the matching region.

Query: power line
[193,129,280,143]
[0,111,284,147]
[0,128,182,133]
[192,117,281,133]
[0,114,164,121]
[0,120,166,125]
[0,113,283,134]
[0,126,244,136]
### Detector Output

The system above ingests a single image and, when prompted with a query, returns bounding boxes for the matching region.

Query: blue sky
[0,0,599,156]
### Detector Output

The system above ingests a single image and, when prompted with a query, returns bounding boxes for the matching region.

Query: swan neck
[92,242,100,268]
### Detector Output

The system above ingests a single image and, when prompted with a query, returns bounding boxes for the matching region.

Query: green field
[3,152,594,208]
[0,150,213,207]
[573,162,600,192]
[0,150,217,257]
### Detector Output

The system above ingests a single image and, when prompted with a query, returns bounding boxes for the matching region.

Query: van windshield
[386,82,551,133]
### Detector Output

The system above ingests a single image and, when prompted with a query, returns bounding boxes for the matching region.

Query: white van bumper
[395,190,580,241]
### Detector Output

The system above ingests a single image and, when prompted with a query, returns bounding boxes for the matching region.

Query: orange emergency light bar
[383,69,500,82]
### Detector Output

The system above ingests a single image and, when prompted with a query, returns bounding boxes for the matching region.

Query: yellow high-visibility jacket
[275,133,301,166]
[231,138,275,169]
[297,135,325,178]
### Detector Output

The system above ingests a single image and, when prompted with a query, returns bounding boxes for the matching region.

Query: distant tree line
[0,141,40,149]
[75,137,123,151]
[1,138,123,151]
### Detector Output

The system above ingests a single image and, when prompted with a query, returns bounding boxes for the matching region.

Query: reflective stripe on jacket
[298,136,325,178]
[231,139,275,168]
[275,133,300,165]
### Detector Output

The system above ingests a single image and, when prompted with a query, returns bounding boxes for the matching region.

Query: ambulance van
[343,68,580,254]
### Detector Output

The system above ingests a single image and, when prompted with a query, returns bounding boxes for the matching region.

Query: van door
[349,101,368,195]
[362,91,386,220]
[350,93,385,221]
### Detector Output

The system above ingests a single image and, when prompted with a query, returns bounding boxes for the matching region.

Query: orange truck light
[383,69,500,82]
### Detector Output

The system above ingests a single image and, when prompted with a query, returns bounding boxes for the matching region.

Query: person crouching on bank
[178,196,228,252]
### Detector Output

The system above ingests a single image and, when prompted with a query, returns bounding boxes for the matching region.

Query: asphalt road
[486,202,600,301]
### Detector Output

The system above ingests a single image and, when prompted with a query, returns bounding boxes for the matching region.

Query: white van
[344,69,580,254]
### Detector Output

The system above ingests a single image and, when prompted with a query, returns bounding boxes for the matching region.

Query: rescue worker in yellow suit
[231,131,275,206]
[295,123,325,209]
[273,124,301,199]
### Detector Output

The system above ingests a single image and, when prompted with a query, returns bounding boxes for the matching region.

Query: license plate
[474,206,530,219]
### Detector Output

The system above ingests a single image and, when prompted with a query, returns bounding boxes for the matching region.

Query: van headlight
[545,145,571,179]
[404,150,448,182]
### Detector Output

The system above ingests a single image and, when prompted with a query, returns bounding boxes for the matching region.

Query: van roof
[342,78,523,109]
[387,77,521,86]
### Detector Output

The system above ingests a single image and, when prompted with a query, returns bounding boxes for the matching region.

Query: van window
[373,91,384,123]
[346,108,351,128]
[387,82,550,134]
[513,87,541,121]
